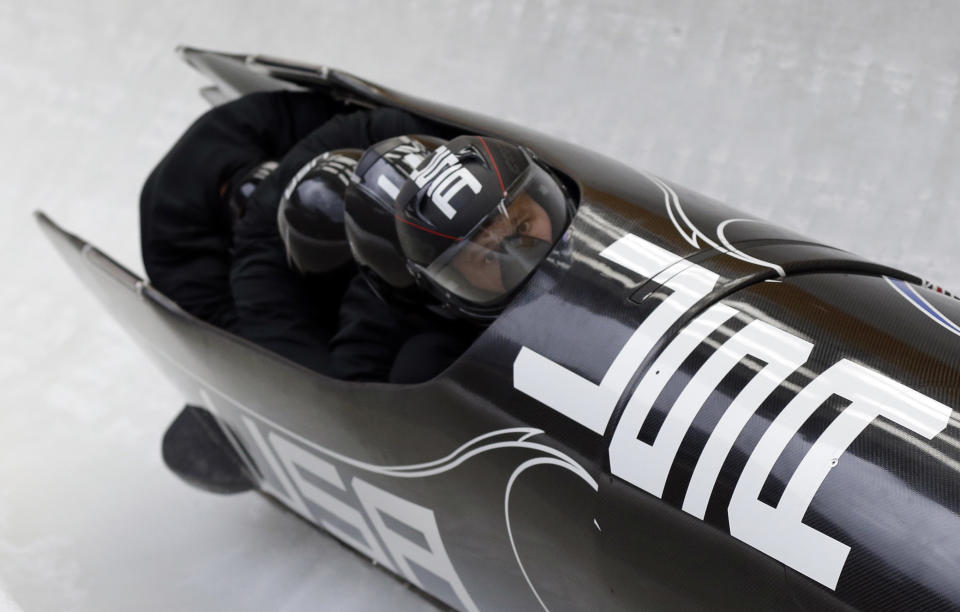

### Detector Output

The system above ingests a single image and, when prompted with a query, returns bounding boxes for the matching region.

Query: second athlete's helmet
[344,135,445,302]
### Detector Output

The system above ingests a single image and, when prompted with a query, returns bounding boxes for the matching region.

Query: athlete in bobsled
[140,92,574,383]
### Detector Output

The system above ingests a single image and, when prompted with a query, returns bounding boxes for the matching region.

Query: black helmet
[344,134,445,301]
[227,160,278,225]
[394,135,574,321]
[277,149,362,275]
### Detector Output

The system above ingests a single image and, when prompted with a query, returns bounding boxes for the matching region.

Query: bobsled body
[37,47,960,611]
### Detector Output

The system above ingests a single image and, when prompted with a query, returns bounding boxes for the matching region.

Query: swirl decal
[641,171,786,276]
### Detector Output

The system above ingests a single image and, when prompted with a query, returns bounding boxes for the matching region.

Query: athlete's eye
[517,220,531,235]
[482,251,498,265]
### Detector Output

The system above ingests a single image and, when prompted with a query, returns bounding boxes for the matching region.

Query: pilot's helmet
[277,149,362,275]
[394,135,574,322]
[344,135,445,302]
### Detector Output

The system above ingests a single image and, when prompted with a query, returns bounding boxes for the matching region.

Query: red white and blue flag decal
[886,277,960,338]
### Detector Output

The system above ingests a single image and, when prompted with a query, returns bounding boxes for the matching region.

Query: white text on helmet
[320,154,360,187]
[283,153,358,201]
[382,137,430,175]
[411,146,482,220]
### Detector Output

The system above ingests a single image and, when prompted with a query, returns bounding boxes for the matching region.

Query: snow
[2,0,960,609]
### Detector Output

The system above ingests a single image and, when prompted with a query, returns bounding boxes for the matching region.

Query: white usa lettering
[514,234,718,434]
[727,359,950,589]
[411,146,481,219]
[199,391,478,612]
[513,232,952,590]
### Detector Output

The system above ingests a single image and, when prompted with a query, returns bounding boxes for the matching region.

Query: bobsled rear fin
[179,46,382,111]
[177,45,302,104]
[35,210,143,291]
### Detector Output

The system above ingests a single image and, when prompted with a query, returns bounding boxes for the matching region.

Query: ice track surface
[2,1,960,610]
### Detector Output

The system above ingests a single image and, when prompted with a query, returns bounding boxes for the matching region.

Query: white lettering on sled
[354,479,479,611]
[727,359,950,589]
[269,432,397,571]
[513,231,952,590]
[514,234,718,434]
[229,413,477,611]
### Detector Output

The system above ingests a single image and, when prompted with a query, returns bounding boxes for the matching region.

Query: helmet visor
[423,161,568,306]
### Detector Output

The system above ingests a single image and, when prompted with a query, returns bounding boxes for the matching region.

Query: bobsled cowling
[36,46,960,612]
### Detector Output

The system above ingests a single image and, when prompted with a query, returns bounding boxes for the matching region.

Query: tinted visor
[423,162,568,306]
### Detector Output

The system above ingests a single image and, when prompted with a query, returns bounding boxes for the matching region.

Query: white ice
[2,1,960,610]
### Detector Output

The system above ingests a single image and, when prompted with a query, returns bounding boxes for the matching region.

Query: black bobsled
[36,46,960,612]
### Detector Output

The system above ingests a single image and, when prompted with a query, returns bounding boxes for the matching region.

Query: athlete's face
[452,193,553,295]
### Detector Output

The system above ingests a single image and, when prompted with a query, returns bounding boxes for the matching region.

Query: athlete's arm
[140,90,342,328]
